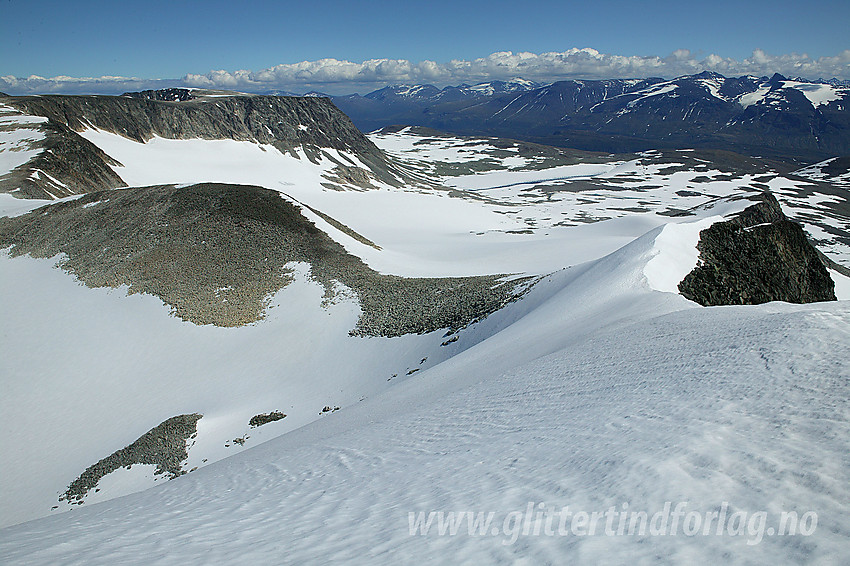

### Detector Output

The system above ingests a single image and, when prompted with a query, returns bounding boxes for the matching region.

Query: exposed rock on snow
[6,122,128,199]
[679,193,836,305]
[0,103,126,199]
[0,92,415,199]
[0,183,529,334]
[248,412,287,428]
[61,414,202,505]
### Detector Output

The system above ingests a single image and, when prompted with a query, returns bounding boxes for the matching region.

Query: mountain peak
[768,72,788,85]
[692,70,724,80]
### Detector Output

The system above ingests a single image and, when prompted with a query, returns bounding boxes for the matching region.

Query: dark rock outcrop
[123,88,196,102]
[61,413,202,505]
[249,412,287,427]
[678,193,836,305]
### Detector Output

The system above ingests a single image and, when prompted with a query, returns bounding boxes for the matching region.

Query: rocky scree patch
[249,412,287,427]
[61,414,202,505]
[0,183,531,335]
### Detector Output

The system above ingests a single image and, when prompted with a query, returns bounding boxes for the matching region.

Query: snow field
[1,120,849,564]
[1,220,847,564]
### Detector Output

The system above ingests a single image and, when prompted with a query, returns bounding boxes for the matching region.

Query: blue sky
[2,0,849,94]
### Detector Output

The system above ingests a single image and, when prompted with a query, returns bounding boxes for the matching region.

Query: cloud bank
[3,48,849,96]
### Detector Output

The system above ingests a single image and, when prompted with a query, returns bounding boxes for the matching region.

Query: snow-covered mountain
[0,91,413,199]
[1,93,849,564]
[795,155,850,188]
[333,72,850,162]
[360,78,541,103]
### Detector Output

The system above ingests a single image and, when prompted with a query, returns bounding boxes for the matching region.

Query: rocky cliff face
[0,120,128,199]
[678,193,836,305]
[0,91,410,199]
[8,94,377,155]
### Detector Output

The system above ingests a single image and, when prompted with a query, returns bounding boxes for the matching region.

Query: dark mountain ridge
[0,92,411,199]
[332,72,850,164]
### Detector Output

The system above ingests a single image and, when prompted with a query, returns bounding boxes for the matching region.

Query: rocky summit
[679,192,836,306]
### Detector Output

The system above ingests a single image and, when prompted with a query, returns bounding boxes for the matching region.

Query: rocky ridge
[0,91,414,199]
[678,192,837,305]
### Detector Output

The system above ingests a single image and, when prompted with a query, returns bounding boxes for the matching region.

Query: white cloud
[3,49,849,96]
[0,74,181,95]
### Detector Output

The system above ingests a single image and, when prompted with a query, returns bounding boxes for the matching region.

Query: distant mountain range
[331,72,850,164]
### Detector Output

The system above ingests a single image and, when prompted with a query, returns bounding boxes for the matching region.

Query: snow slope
[5,121,847,274]
[782,81,845,108]
[69,127,711,277]
[2,115,849,562]
[737,80,848,110]
[372,129,850,269]
[0,255,469,527]
[1,219,848,564]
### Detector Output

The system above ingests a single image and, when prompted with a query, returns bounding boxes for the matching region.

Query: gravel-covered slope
[0,183,528,335]
[0,121,127,199]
